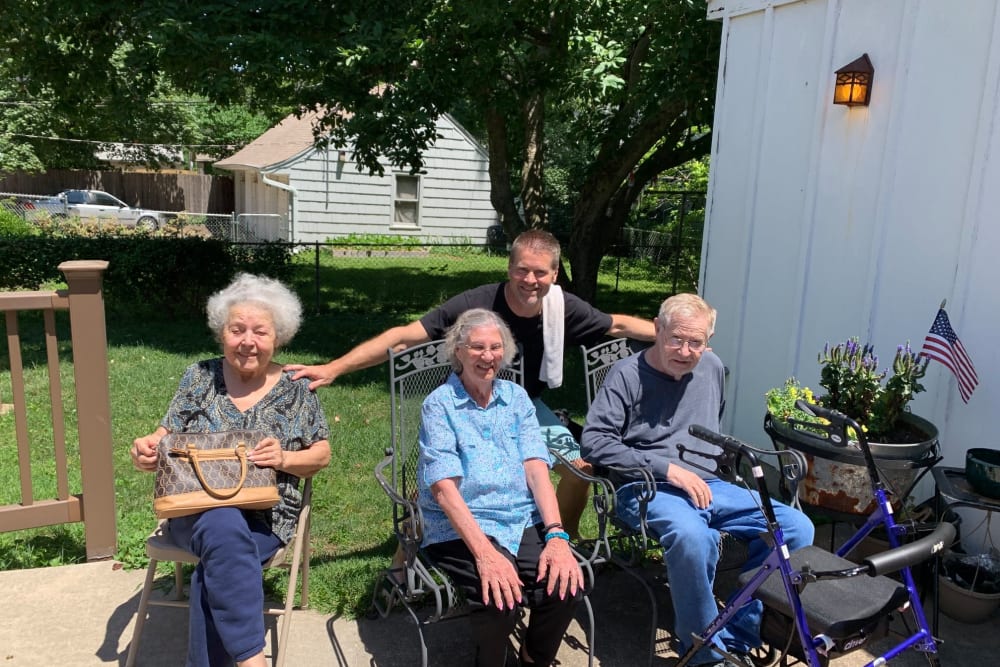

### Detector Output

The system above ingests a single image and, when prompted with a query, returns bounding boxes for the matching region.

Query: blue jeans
[169,508,283,667]
[617,478,815,665]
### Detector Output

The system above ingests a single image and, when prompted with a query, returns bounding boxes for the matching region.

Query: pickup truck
[30,189,163,230]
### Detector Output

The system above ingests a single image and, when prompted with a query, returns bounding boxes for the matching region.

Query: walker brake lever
[676,443,742,483]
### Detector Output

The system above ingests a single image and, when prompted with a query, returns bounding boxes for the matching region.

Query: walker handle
[687,424,759,468]
[794,399,851,429]
[862,521,956,577]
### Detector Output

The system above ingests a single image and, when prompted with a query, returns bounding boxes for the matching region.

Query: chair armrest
[548,447,619,566]
[374,448,424,564]
[595,463,659,548]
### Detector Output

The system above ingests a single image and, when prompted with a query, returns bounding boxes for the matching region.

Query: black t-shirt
[419,282,612,397]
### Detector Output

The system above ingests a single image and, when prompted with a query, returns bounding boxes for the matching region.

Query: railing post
[60,260,117,561]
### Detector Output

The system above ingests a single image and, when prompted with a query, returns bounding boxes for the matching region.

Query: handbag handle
[186,443,249,499]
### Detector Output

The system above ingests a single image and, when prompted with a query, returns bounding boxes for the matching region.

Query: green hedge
[0,235,292,318]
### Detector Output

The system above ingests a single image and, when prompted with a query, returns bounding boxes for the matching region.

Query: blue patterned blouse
[160,358,330,543]
[417,373,551,554]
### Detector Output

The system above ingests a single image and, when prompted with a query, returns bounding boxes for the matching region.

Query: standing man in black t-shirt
[288,230,655,535]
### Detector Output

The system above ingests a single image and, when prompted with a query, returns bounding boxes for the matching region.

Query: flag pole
[939,298,947,310]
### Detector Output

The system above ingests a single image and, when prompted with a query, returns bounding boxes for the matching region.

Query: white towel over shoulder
[540,285,565,389]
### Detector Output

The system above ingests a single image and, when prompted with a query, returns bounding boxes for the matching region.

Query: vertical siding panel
[704,0,1000,456]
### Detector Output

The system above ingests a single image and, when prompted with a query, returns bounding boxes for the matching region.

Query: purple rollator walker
[677,399,954,667]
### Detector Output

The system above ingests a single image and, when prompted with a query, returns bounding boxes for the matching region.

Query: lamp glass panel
[834,72,869,106]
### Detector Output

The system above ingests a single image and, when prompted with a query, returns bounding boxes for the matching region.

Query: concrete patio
[1,528,997,667]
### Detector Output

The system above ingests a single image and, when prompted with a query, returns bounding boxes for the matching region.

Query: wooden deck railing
[0,260,116,561]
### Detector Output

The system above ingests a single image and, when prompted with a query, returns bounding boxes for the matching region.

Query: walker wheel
[749,643,777,667]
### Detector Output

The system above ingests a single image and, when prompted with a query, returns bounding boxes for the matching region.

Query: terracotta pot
[764,412,939,516]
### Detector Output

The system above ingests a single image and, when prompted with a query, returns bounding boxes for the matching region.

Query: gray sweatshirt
[581,349,726,485]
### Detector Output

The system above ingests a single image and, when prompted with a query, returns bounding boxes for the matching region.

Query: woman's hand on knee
[537,539,583,599]
[475,547,523,610]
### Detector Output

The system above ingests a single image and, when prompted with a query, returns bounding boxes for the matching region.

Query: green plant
[331,233,425,248]
[768,338,929,441]
[765,378,823,423]
[0,206,36,236]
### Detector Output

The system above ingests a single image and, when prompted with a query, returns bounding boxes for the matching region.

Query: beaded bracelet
[544,530,571,543]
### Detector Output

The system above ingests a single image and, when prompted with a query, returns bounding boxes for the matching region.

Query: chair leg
[300,519,311,609]
[275,539,305,667]
[173,561,185,600]
[125,557,160,667]
[581,593,596,667]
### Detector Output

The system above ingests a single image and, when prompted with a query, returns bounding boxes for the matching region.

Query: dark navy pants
[168,508,283,667]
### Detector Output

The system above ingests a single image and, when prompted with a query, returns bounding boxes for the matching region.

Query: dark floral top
[160,358,330,543]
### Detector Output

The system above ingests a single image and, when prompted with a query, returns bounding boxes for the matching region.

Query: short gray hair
[206,273,303,347]
[658,293,717,338]
[443,308,517,373]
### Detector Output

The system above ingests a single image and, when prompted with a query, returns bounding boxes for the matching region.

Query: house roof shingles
[214,110,326,171]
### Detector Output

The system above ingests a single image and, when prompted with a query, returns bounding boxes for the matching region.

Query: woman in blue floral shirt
[131,274,330,667]
[418,308,582,667]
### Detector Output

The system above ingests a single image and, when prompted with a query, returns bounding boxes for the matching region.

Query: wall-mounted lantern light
[337,149,348,163]
[833,53,874,107]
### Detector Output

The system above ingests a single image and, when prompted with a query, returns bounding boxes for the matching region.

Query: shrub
[0,207,36,237]
[0,232,293,317]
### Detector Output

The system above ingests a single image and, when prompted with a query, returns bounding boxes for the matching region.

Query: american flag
[920,308,978,403]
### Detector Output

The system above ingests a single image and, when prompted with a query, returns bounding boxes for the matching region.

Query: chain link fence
[277,237,702,318]
[1,191,267,240]
[3,188,705,312]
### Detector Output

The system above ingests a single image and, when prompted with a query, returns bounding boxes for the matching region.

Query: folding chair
[579,337,749,666]
[371,339,595,667]
[125,478,313,667]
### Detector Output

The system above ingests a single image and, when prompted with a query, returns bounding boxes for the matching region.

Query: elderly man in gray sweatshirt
[582,293,814,667]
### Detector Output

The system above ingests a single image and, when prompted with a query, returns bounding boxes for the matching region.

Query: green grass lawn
[0,249,686,617]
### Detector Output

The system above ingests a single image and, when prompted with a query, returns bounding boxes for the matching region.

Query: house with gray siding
[214,109,498,243]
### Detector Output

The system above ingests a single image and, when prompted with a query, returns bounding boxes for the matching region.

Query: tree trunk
[484,106,524,242]
[520,91,547,229]
[567,114,713,304]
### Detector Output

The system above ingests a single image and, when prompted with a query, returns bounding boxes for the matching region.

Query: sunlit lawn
[0,249,685,616]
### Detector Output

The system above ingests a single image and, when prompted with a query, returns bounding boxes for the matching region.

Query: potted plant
[764,338,939,516]
[938,550,1000,623]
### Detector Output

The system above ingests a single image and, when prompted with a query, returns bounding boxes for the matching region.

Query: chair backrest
[387,340,524,509]
[388,340,453,509]
[581,338,649,408]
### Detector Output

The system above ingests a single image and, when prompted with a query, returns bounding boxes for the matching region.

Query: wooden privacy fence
[0,261,116,561]
[0,169,234,214]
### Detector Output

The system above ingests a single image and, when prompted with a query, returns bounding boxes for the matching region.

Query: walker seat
[741,545,908,660]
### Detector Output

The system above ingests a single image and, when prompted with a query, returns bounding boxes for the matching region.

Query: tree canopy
[1,0,720,301]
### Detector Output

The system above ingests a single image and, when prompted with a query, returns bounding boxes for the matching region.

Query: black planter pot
[764,412,940,516]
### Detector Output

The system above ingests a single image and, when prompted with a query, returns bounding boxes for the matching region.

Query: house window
[393,174,420,227]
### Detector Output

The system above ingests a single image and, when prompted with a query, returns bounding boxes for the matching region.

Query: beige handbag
[153,430,280,519]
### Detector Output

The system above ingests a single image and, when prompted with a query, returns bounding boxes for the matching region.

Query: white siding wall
[231,171,290,238]
[704,0,1000,471]
[269,116,496,243]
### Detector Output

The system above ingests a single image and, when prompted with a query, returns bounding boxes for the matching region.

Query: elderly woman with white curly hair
[418,308,583,667]
[131,273,331,667]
